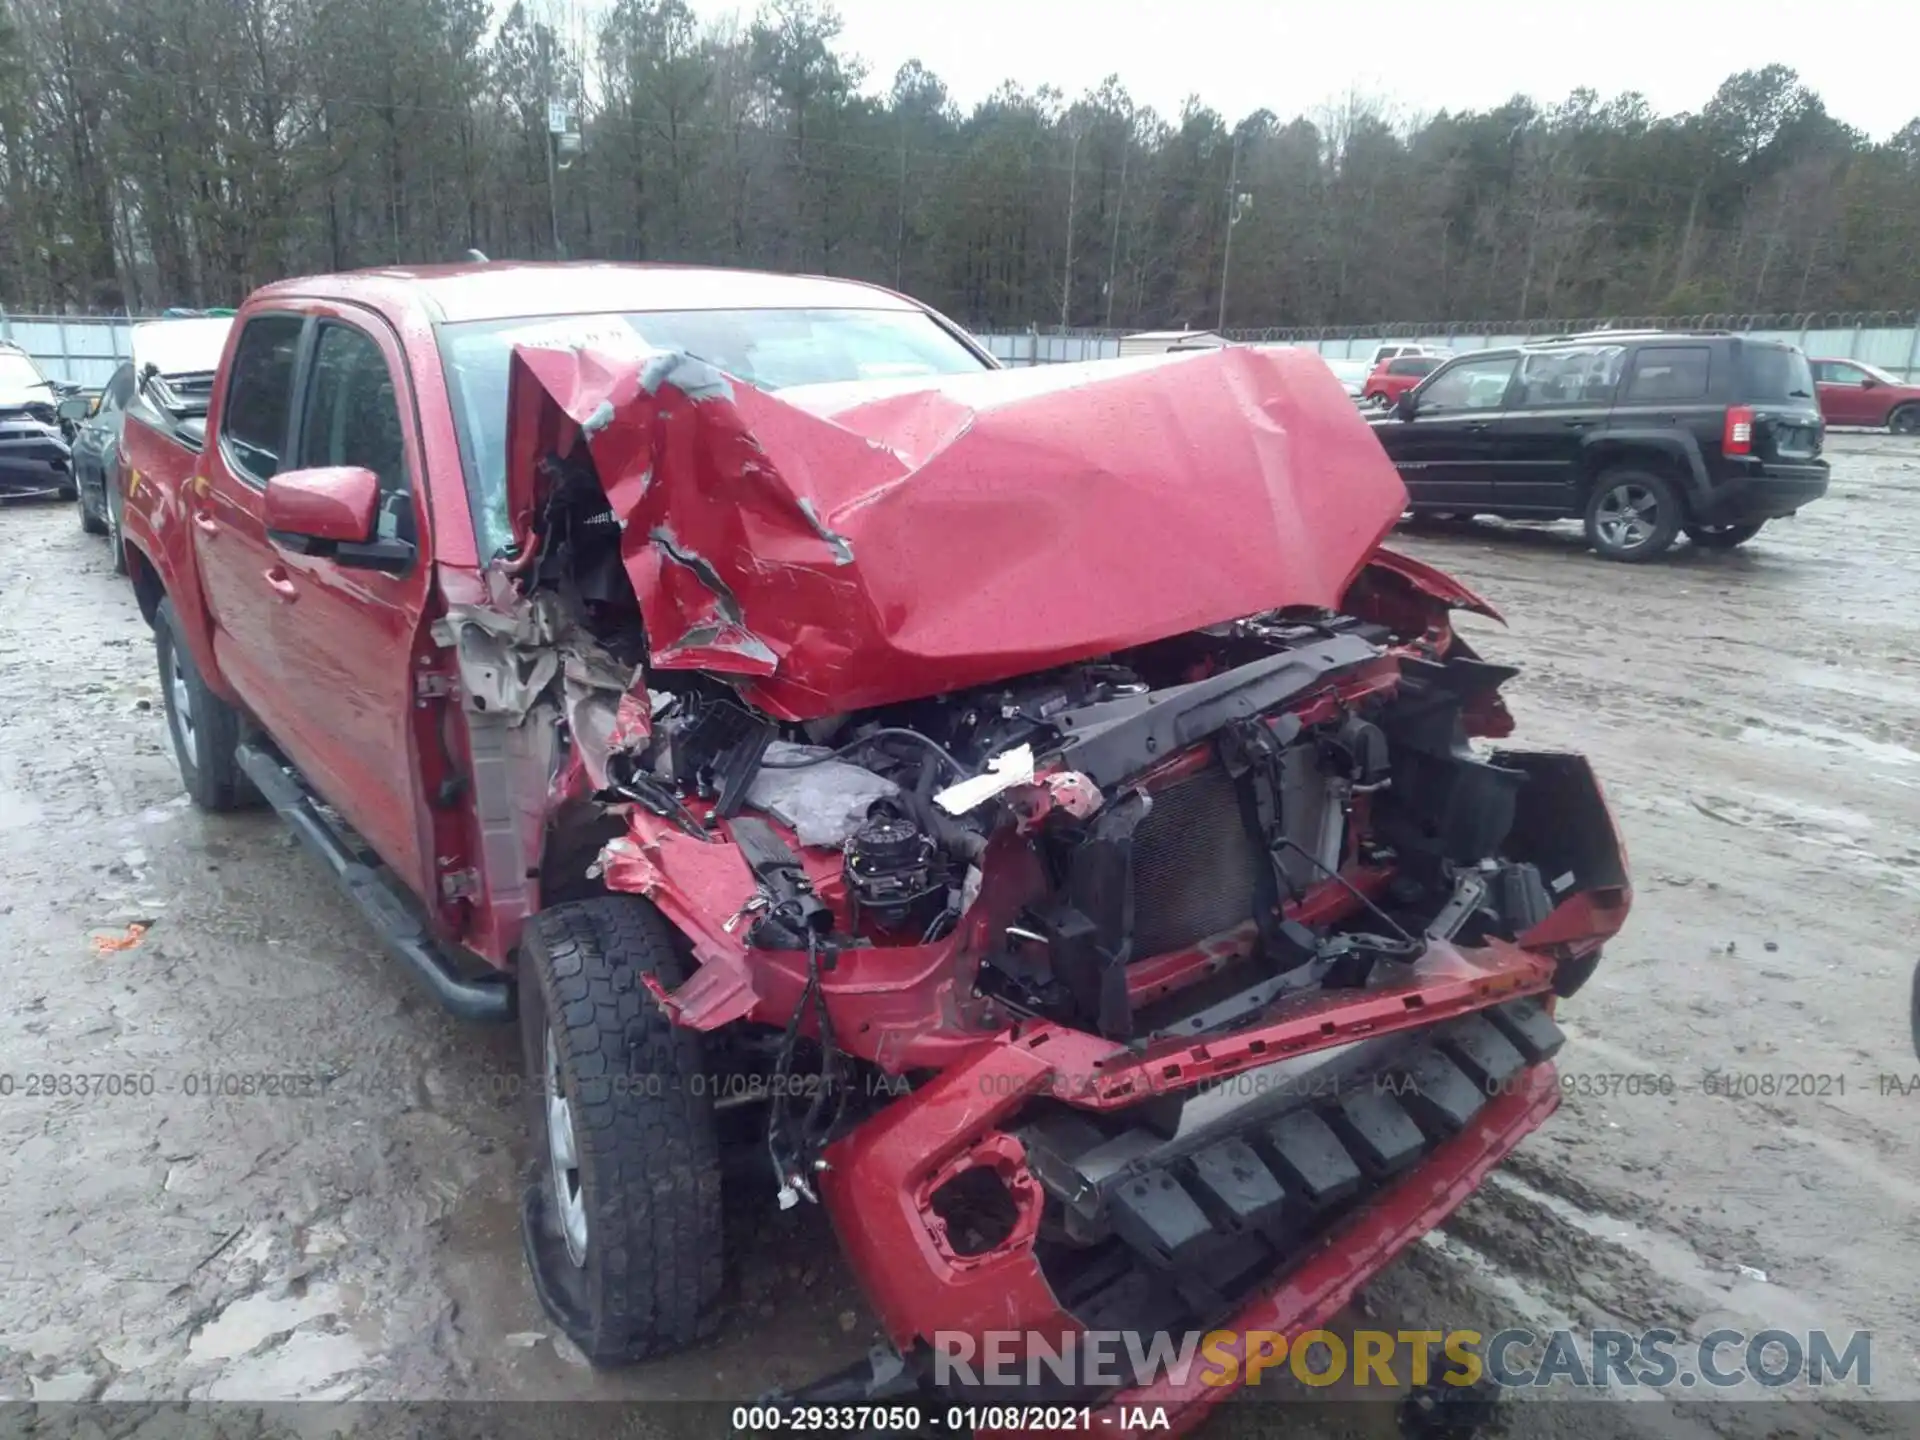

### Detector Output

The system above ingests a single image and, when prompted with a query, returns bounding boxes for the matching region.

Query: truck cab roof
[252,262,927,326]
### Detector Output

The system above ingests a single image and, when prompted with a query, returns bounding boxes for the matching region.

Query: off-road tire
[1684,520,1764,550]
[518,896,723,1365]
[154,596,254,811]
[1584,468,1681,562]
[78,479,108,535]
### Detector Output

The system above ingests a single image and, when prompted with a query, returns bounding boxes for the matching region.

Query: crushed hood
[504,341,1409,721]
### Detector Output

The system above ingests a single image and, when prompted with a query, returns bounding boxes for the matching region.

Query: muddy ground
[2,434,1917,1437]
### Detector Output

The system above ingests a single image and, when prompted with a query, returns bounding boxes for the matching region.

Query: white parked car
[1368,342,1452,367]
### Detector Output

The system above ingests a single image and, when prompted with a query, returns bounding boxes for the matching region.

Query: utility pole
[546,98,566,259]
[894,114,908,289]
[1218,134,1251,332]
[1104,140,1129,328]
[1060,124,1082,330]
[546,97,581,259]
[546,137,562,258]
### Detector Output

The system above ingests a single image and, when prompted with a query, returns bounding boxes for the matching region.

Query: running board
[235,741,514,1023]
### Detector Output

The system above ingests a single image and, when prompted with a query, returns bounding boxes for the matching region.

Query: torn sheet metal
[503,343,1408,721]
[742,743,900,848]
[435,592,645,791]
[433,600,564,722]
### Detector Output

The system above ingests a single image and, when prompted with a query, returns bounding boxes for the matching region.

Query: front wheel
[519,896,724,1365]
[1585,469,1681,562]
[1890,405,1920,436]
[1685,521,1764,550]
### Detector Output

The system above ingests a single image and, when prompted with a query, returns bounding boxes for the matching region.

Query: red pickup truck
[118,263,1629,1427]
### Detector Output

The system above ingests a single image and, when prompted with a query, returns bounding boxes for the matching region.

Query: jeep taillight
[1724,405,1755,455]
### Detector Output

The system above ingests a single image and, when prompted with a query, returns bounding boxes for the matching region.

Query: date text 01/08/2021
[729,1405,1165,1433]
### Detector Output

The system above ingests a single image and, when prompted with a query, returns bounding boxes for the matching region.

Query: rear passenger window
[297,323,414,544]
[221,315,305,480]
[1624,346,1711,402]
[1515,345,1624,406]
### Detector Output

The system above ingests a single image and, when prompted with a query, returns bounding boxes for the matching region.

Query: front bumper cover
[817,983,1567,1437]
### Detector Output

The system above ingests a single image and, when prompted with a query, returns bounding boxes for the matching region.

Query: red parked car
[1363,353,1445,408]
[1811,358,1920,433]
[118,263,1629,1428]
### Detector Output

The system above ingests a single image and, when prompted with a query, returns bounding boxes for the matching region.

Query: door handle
[192,510,218,535]
[1562,419,1593,428]
[1466,421,1491,432]
[263,568,298,602]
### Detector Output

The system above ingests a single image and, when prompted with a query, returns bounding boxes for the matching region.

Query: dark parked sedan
[0,342,79,500]
[68,316,231,568]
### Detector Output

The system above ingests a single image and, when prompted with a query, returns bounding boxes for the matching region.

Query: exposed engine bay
[437,340,1630,1413]
[454,425,1627,1232]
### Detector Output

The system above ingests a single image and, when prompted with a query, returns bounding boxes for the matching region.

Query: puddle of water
[1738,719,1920,769]
[0,769,44,832]
[200,1328,369,1400]
[186,1281,356,1364]
[1488,1172,1835,1336]
[1789,665,1920,711]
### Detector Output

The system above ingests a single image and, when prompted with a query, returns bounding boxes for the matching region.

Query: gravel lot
[2,433,1916,1434]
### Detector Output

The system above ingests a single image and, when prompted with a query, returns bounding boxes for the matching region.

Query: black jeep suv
[1369,331,1828,561]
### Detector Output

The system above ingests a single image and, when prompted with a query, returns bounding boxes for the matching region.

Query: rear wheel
[1890,404,1920,436]
[519,896,724,1365]
[1585,469,1681,562]
[154,597,254,811]
[1684,520,1764,550]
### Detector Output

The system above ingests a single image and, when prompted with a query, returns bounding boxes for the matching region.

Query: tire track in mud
[1381,436,1920,1428]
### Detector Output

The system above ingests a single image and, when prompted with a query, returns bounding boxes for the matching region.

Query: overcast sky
[684,0,1919,140]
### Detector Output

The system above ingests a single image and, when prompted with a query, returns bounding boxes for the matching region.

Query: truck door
[195,313,309,727]
[263,311,434,892]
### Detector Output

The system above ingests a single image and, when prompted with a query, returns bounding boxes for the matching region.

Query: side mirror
[264,465,414,573]
[264,465,379,547]
[1861,376,1879,389]
[56,395,93,423]
[1394,389,1418,420]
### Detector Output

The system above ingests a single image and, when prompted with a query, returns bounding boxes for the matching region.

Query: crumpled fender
[503,341,1410,721]
[1357,545,1504,622]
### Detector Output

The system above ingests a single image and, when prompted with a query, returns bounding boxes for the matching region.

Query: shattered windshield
[439,307,989,559]
[0,349,53,407]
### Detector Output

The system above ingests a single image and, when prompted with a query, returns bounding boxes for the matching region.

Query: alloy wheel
[1594,482,1660,553]
[167,645,198,769]
[544,1027,589,1267]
